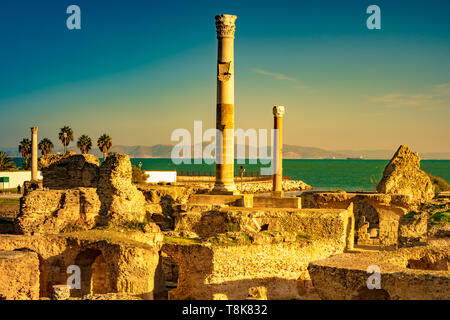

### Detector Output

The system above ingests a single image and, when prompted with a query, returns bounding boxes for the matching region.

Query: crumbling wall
[308,246,450,300]
[16,153,148,233]
[174,206,354,249]
[398,212,429,247]
[97,153,147,225]
[40,153,100,189]
[0,250,40,300]
[14,188,100,235]
[163,238,344,300]
[0,231,161,299]
[301,191,413,247]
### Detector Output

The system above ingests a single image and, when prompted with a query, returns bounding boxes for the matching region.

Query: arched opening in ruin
[156,252,179,300]
[356,201,380,245]
[74,249,111,297]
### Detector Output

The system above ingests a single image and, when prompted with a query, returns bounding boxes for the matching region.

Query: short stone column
[213,14,238,195]
[51,284,71,300]
[272,106,285,197]
[30,127,38,181]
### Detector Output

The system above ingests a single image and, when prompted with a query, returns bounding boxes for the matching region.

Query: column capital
[215,14,237,38]
[30,127,38,134]
[273,105,286,117]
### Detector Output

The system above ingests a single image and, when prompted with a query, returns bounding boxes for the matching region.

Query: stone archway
[74,249,111,297]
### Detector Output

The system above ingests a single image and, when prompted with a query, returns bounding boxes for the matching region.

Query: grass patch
[120,220,150,232]
[0,199,20,205]
[403,211,421,219]
[429,210,450,225]
[163,235,203,245]
[226,222,240,232]
[59,230,155,249]
[0,188,19,194]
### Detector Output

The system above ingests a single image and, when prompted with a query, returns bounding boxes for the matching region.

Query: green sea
[13,157,448,192]
[129,158,450,192]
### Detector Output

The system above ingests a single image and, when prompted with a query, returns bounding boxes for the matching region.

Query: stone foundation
[163,238,344,300]
[301,191,415,247]
[0,230,162,299]
[308,245,449,300]
[174,205,354,249]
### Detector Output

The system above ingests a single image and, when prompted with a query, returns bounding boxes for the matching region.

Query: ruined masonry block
[0,250,40,300]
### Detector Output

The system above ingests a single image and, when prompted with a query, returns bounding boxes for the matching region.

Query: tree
[59,126,74,153]
[38,138,54,156]
[0,151,16,171]
[77,135,92,154]
[18,138,31,169]
[97,134,113,160]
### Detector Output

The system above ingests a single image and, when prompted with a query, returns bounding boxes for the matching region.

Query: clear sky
[0,0,449,152]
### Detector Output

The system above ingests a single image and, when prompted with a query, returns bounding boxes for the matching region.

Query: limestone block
[0,250,40,300]
[14,188,100,235]
[40,153,100,189]
[52,285,71,300]
[97,153,147,225]
[377,145,434,202]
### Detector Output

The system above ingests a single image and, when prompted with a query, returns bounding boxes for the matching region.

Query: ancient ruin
[0,14,448,301]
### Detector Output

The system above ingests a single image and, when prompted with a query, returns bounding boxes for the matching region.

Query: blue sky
[0,0,449,152]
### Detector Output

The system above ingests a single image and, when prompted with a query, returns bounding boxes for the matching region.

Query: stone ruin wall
[15,153,148,235]
[308,245,449,300]
[0,250,40,300]
[301,192,414,247]
[163,239,344,300]
[0,233,161,299]
[161,205,355,300]
[174,206,354,250]
[40,153,100,189]
[15,188,100,235]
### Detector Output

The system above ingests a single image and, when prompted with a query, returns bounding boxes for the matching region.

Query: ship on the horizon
[346,155,364,160]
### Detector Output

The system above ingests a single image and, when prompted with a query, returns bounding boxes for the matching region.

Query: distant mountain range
[2,144,450,160]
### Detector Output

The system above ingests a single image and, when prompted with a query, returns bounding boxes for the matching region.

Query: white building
[145,171,177,183]
[0,171,43,189]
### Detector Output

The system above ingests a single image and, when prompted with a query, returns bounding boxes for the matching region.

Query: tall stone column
[213,14,238,194]
[272,106,285,197]
[30,127,38,181]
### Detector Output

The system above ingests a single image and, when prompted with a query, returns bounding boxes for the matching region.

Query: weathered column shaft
[272,106,285,197]
[31,127,38,181]
[213,14,237,194]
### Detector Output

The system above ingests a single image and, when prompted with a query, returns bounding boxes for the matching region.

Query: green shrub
[429,210,450,225]
[427,173,450,195]
[403,211,421,219]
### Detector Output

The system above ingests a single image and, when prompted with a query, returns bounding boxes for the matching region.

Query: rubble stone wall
[0,232,161,299]
[174,206,354,250]
[0,250,40,300]
[40,153,100,189]
[163,239,344,300]
[301,191,413,247]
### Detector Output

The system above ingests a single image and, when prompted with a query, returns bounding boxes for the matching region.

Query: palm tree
[0,151,16,171]
[58,126,74,153]
[77,135,92,154]
[97,134,113,160]
[18,138,31,169]
[38,138,54,156]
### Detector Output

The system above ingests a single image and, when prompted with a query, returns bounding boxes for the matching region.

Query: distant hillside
[2,144,450,160]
